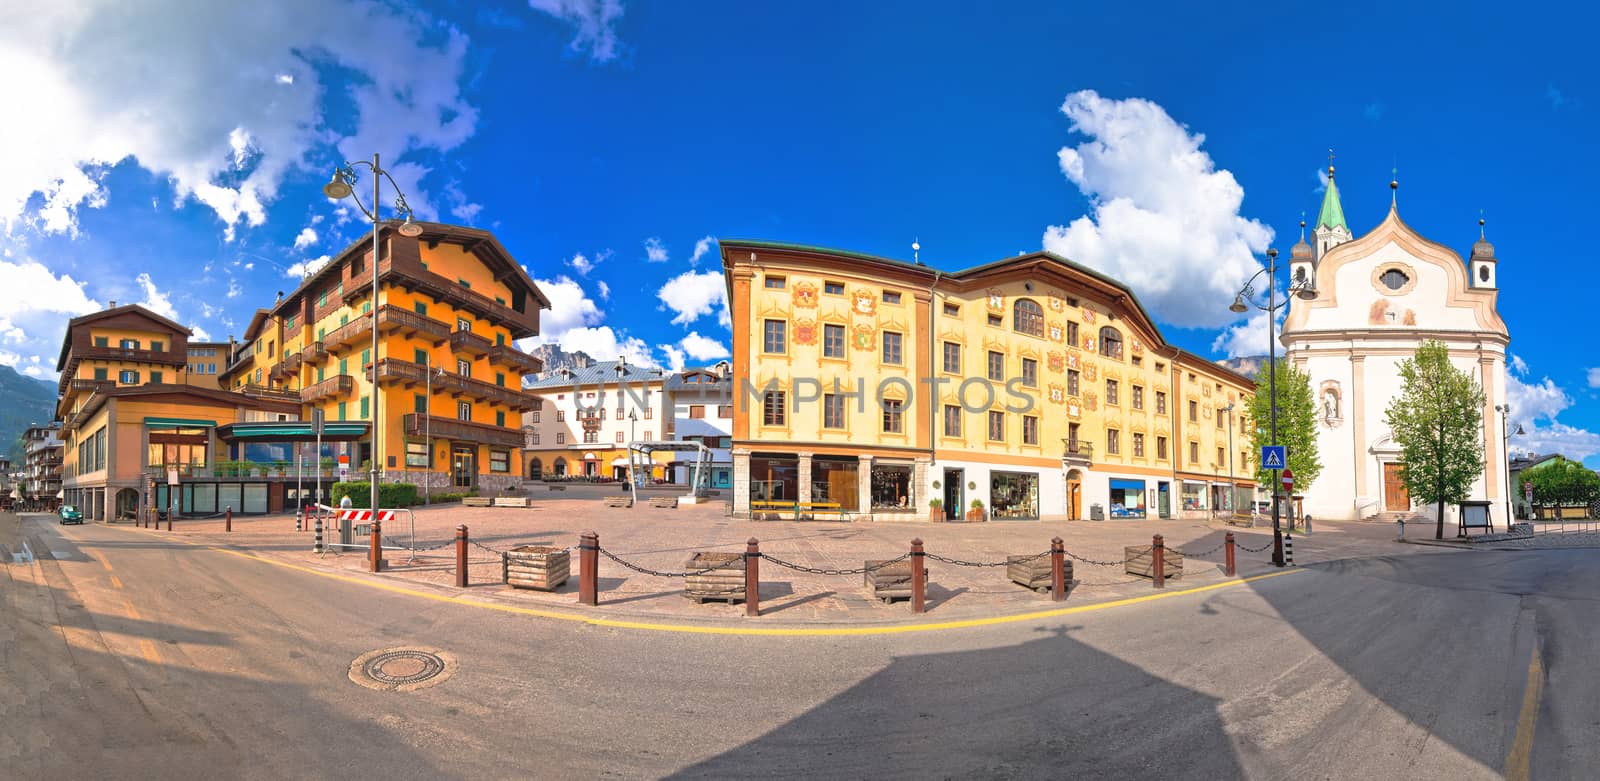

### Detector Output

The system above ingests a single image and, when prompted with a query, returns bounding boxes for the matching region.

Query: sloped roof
[525,360,668,390]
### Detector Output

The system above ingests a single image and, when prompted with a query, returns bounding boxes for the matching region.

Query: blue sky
[1,1,1596,463]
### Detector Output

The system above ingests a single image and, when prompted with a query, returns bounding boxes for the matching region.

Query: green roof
[1317,174,1348,232]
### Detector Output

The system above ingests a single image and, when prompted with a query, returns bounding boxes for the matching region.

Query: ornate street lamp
[320,153,425,519]
[1229,248,1317,566]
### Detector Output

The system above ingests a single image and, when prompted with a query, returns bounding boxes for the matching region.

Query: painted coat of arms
[985,288,1005,313]
[793,282,818,308]
[793,318,817,346]
[1047,351,1064,373]
[851,324,876,350]
[851,289,876,316]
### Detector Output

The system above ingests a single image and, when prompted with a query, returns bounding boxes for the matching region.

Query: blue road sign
[1260,445,1286,470]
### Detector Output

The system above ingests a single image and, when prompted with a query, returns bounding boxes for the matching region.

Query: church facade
[1281,167,1510,524]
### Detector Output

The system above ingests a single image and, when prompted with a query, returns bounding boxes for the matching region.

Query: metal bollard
[745,538,761,618]
[167,512,174,532]
[296,505,303,532]
[1224,532,1236,577]
[910,538,926,614]
[313,515,323,553]
[225,507,232,533]
[1050,537,1066,602]
[1284,532,1294,566]
[1396,518,1405,541]
[1152,534,1165,589]
[455,525,468,588]
[578,531,599,606]
[370,519,383,573]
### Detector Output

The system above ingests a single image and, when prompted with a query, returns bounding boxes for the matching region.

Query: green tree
[1246,358,1321,494]
[1522,457,1600,517]
[1384,340,1486,539]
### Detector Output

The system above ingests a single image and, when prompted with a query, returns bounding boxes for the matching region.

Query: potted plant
[928,497,943,522]
[967,498,985,522]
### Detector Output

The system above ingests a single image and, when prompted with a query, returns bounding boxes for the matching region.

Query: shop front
[1109,478,1148,518]
[990,471,1039,520]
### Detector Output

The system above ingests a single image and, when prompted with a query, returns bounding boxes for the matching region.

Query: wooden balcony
[377,305,452,341]
[283,351,304,372]
[346,257,538,337]
[301,340,328,363]
[375,358,534,411]
[1063,439,1095,464]
[403,413,522,448]
[238,383,303,403]
[300,375,354,403]
[66,379,115,395]
[487,343,543,375]
[321,313,371,352]
[450,328,492,357]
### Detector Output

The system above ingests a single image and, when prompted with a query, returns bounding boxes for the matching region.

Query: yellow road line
[109,575,124,590]
[102,521,1306,635]
[123,601,142,621]
[91,550,113,572]
[1504,643,1544,780]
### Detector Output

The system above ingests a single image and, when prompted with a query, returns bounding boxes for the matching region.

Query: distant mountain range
[0,365,57,466]
[1219,355,1267,378]
[524,344,597,386]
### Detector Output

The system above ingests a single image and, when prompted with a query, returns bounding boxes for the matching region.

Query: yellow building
[222,222,550,494]
[721,241,1257,521]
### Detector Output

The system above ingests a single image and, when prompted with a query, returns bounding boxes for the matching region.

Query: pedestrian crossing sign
[1260,445,1286,470]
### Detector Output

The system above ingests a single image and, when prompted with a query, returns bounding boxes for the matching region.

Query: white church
[1281,165,1511,525]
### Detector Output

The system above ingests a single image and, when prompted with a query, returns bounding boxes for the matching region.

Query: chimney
[108,300,117,309]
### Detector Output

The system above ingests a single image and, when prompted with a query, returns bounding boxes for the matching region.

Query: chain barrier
[597,547,729,579]
[761,552,910,576]
[383,535,456,553]
[1173,540,1227,558]
[925,550,1050,568]
[1064,547,1142,568]
[1236,538,1275,553]
[469,539,514,556]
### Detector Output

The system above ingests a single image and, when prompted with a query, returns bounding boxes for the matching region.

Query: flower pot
[929,509,943,522]
[966,509,984,522]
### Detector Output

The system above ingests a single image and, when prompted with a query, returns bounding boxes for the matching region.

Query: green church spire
[1317,165,1347,232]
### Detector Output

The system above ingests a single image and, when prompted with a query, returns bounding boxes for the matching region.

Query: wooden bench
[649,497,679,509]
[492,497,530,508]
[546,484,567,491]
[462,497,493,508]
[603,496,632,508]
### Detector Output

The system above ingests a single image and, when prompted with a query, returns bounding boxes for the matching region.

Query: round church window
[1380,269,1409,291]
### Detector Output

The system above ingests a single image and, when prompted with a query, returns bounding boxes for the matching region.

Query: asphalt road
[2,512,1592,780]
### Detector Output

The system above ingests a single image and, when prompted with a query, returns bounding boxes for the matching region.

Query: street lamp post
[1494,403,1524,526]
[321,153,424,516]
[1223,402,1236,517]
[628,409,638,486]
[423,355,443,506]
[1230,248,1317,567]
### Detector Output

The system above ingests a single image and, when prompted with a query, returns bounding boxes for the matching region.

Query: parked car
[58,504,84,525]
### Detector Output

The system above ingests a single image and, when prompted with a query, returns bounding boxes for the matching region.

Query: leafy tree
[1385,340,1486,539]
[1246,358,1321,495]
[1522,457,1600,516]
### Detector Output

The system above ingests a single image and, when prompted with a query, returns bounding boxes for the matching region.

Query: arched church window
[1013,299,1045,338]
[1380,269,1409,291]
[1294,267,1307,285]
[1098,326,1123,360]
[1478,265,1490,282]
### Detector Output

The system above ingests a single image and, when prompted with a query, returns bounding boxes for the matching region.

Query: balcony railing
[1063,439,1095,462]
[322,305,452,353]
[403,413,522,448]
[238,383,303,403]
[300,374,354,403]
[346,258,536,336]
[301,340,328,363]
[487,343,543,374]
[67,379,115,395]
[450,328,491,356]
[375,358,534,410]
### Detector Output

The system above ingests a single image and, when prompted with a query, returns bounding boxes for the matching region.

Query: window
[489,451,509,473]
[943,302,960,317]
[987,351,1004,381]
[1380,268,1409,290]
[1106,379,1119,406]
[121,338,139,350]
[317,291,328,308]
[530,433,540,445]
[152,340,164,352]
[690,405,706,419]
[616,432,624,443]
[882,331,903,365]
[338,402,347,421]
[531,410,540,423]
[1189,441,1200,463]
[765,275,786,289]
[943,404,961,437]
[1132,385,1144,410]
[1217,446,1225,466]
[457,278,471,289]
[718,404,733,418]
[1021,357,1038,387]
[882,290,901,304]
[987,313,1003,327]
[414,395,427,414]
[496,332,505,346]
[942,341,961,374]
[1013,299,1045,337]
[1156,391,1167,414]
[881,399,903,433]
[823,323,845,359]
[1067,369,1080,397]
[1217,408,1225,429]
[1133,432,1145,457]
[1022,415,1039,445]
[496,411,506,427]
[1107,428,1121,455]
[1099,327,1123,359]
[763,319,786,353]
[823,281,844,295]
[457,359,470,377]
[414,302,427,316]
[988,411,1004,441]
[255,368,263,383]
[823,394,845,429]
[151,371,163,384]
[556,432,566,444]
[585,430,600,443]
[496,372,505,387]
[556,410,565,422]
[361,348,370,371]
[359,396,369,418]
[1188,400,1198,422]
[762,391,786,426]
[457,401,472,421]
[644,409,653,420]
[1157,436,1168,460]
[870,464,913,510]
[402,441,429,468]
[94,336,108,347]
[1067,321,1079,345]
[414,348,428,364]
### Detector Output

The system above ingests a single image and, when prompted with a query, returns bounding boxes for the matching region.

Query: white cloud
[0,0,480,238]
[226,280,242,299]
[528,0,625,62]
[1043,90,1272,330]
[679,331,730,361]
[1505,358,1600,461]
[135,272,178,320]
[1587,367,1600,389]
[657,269,729,327]
[1209,308,1279,359]
[657,344,685,372]
[285,254,331,279]
[567,250,607,276]
[643,236,668,263]
[689,235,716,267]
[189,324,211,341]
[597,280,611,301]
[292,227,318,250]
[0,253,97,380]
[525,275,603,345]
[551,326,656,366]
[444,180,481,224]
[1314,167,1329,194]
[1509,354,1528,375]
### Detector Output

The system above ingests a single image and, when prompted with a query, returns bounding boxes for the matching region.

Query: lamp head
[1515,425,1526,436]
[396,214,424,237]
[321,172,353,200]
[1228,295,1249,314]
[1294,284,1318,301]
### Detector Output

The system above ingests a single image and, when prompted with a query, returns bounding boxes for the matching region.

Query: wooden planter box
[1008,555,1073,593]
[463,497,493,507]
[864,559,927,604]
[929,508,943,522]
[1124,546,1183,580]
[965,509,985,522]
[685,552,745,604]
[503,546,570,591]
[603,495,632,508]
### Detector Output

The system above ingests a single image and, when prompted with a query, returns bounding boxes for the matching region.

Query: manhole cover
[348,647,457,692]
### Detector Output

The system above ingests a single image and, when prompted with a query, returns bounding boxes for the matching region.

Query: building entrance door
[452,446,475,489]
[943,469,962,521]
[1066,471,1082,519]
[1384,463,1409,511]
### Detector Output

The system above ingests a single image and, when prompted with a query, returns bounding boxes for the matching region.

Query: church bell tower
[1314,163,1352,262]
[1470,217,1498,289]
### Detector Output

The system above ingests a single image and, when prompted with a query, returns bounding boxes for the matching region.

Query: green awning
[144,417,218,428]
[216,421,370,442]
